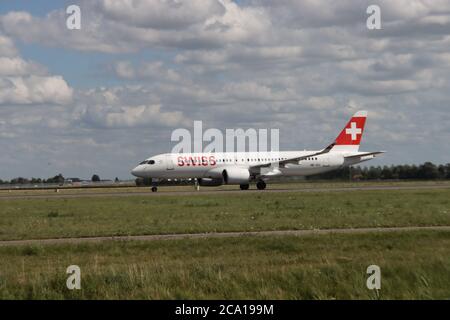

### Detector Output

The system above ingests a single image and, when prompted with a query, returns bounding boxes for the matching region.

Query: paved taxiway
[0,184,448,200]
[0,226,449,247]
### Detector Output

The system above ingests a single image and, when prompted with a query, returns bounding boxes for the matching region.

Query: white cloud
[224,81,296,101]
[0,57,46,76]
[114,61,135,79]
[83,104,189,128]
[112,61,181,82]
[0,32,73,106]
[99,0,226,29]
[0,0,272,53]
[0,33,17,57]
[0,74,73,106]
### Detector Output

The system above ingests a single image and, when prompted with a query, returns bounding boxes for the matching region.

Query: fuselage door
[165,154,174,170]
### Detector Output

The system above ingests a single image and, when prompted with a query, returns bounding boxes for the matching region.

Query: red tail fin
[332,110,367,152]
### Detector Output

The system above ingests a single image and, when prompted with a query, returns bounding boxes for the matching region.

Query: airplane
[131,110,384,192]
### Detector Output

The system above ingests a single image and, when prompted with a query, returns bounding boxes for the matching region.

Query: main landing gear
[256,180,266,190]
[239,181,266,190]
[151,186,158,192]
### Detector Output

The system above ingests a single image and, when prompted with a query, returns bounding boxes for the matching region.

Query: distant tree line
[0,174,66,185]
[0,173,107,185]
[307,162,450,181]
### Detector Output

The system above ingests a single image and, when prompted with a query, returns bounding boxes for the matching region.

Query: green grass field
[0,188,449,240]
[0,182,449,299]
[0,231,449,299]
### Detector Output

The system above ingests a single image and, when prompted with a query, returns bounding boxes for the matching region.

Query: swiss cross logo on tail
[334,111,367,146]
[346,122,362,141]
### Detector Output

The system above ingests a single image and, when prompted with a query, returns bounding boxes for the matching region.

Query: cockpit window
[139,159,155,165]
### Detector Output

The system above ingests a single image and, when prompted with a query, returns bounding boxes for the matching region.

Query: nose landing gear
[151,178,158,192]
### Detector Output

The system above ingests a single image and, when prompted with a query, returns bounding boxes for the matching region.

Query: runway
[0,184,448,200]
[0,225,449,247]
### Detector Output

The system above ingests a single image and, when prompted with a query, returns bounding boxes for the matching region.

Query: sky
[0,0,449,180]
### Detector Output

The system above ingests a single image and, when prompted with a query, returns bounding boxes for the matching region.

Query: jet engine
[198,178,223,186]
[222,167,250,184]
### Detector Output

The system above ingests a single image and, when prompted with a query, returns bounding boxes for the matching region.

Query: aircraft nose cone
[131,165,143,177]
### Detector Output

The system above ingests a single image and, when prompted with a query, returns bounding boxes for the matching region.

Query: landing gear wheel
[256,180,266,190]
[151,186,158,192]
[240,184,250,190]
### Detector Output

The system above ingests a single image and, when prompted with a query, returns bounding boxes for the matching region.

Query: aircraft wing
[249,142,335,172]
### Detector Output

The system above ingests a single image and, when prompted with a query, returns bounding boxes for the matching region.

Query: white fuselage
[131,150,365,180]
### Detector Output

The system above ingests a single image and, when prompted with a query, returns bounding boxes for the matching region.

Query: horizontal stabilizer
[344,151,385,161]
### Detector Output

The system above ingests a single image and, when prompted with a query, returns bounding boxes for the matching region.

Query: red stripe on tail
[335,114,367,146]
